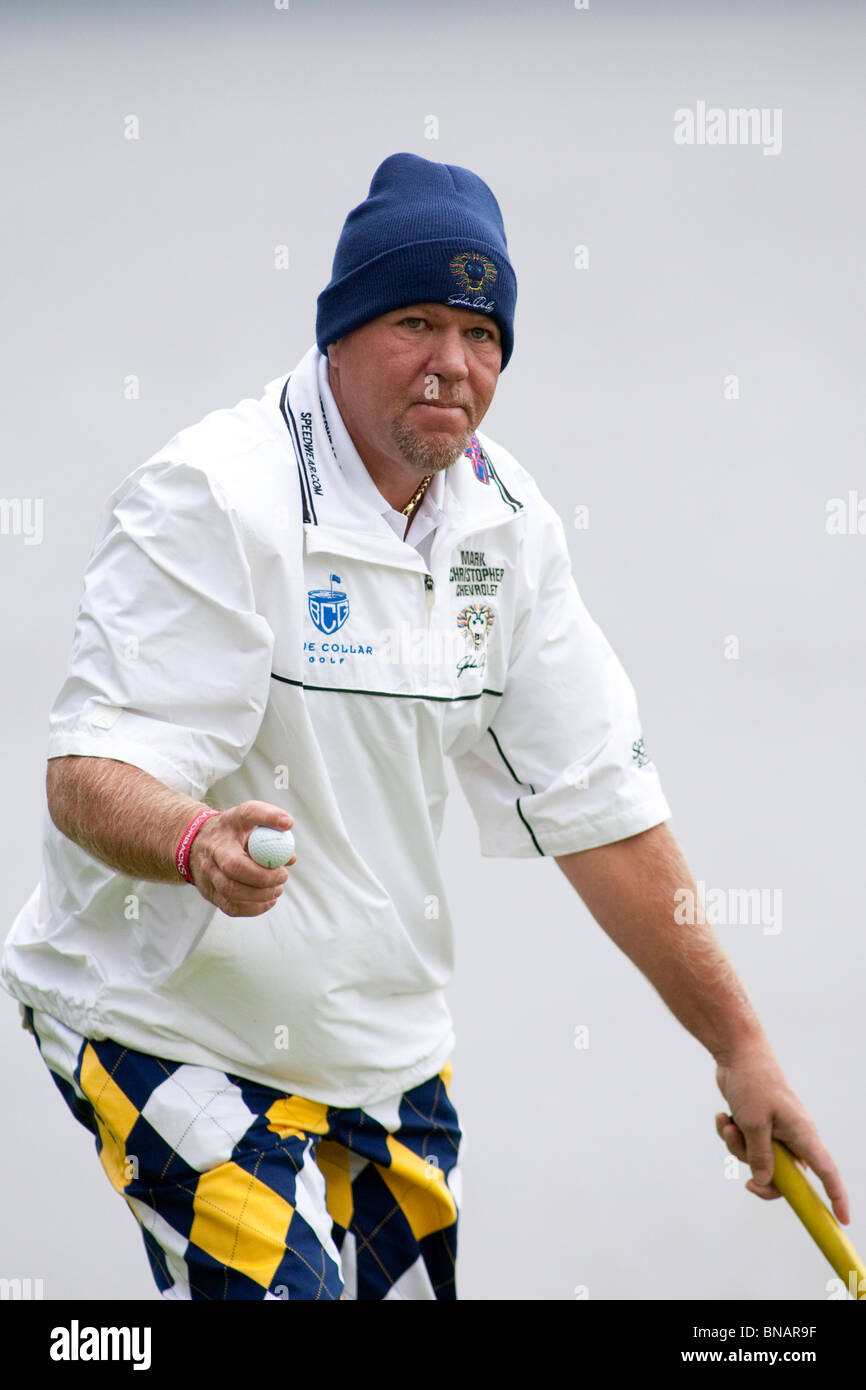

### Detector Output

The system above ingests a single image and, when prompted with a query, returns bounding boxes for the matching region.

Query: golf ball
[247,826,295,868]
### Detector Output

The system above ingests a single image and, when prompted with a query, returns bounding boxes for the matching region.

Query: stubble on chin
[390,413,474,475]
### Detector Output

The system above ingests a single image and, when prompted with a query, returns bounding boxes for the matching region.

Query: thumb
[233,800,293,832]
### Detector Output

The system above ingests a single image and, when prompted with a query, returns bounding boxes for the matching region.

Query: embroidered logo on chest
[448,549,505,599]
[455,604,495,679]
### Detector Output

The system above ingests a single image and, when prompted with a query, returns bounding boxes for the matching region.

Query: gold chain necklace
[400,474,433,518]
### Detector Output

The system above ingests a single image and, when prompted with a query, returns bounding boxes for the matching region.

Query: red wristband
[175,809,221,884]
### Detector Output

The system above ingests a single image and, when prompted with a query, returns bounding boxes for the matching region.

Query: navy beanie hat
[316,152,517,371]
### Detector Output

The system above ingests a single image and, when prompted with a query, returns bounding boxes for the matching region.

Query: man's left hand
[714,1038,850,1224]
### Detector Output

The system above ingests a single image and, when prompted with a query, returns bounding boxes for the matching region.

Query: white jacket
[1,346,672,1106]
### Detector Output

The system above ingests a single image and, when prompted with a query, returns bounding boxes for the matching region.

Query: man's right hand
[188,801,295,917]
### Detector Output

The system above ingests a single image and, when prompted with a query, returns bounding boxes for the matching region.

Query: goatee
[390,414,474,476]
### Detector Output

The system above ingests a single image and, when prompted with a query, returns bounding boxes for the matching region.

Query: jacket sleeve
[46,459,275,800]
[449,489,672,857]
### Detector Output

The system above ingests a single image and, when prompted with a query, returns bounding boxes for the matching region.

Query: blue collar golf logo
[308,573,350,634]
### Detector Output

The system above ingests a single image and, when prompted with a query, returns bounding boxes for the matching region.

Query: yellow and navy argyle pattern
[26,1007,461,1300]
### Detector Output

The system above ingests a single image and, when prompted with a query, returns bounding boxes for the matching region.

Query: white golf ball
[247,826,295,868]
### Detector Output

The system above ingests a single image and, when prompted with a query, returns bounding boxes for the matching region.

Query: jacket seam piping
[270,672,504,702]
[487,727,545,856]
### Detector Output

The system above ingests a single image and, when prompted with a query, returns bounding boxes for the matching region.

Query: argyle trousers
[25,1005,462,1300]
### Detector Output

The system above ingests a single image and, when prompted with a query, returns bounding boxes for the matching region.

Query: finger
[209,892,282,917]
[716,1115,779,1197]
[745,1177,782,1201]
[210,864,287,902]
[780,1137,851,1226]
[217,894,283,918]
[217,851,290,890]
[224,886,286,908]
[741,1126,776,1191]
[715,1112,748,1163]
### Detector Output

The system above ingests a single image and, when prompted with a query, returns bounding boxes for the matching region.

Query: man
[2,152,849,1301]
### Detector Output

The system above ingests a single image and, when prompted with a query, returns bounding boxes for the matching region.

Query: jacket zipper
[423,571,436,686]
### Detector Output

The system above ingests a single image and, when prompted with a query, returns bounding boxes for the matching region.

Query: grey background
[1,0,863,1301]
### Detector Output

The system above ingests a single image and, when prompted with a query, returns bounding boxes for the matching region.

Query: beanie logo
[448,251,498,311]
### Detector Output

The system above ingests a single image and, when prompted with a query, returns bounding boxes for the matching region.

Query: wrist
[175,808,221,884]
[712,1026,772,1070]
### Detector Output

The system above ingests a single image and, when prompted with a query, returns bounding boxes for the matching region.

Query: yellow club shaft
[771,1140,866,1298]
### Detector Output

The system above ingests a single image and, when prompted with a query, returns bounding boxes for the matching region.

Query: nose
[423,324,472,383]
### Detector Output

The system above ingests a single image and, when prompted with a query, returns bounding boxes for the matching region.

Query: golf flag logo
[308,573,350,635]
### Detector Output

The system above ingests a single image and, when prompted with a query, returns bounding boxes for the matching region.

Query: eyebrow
[397,305,500,333]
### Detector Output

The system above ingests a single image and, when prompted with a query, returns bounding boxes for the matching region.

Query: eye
[400,316,426,329]
[468,326,493,340]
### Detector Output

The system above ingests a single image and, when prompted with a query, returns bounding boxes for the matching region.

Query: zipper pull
[423,572,435,609]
